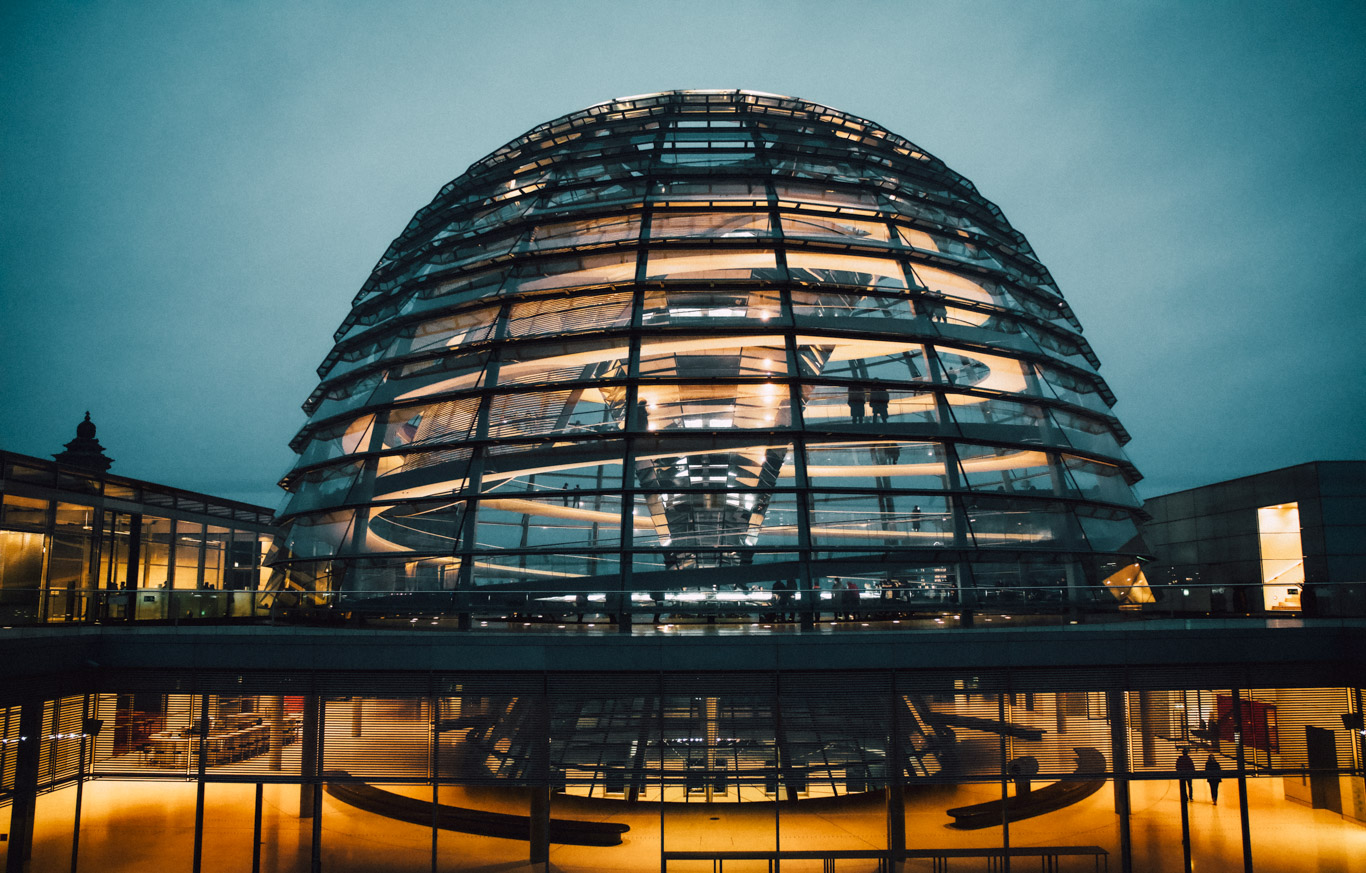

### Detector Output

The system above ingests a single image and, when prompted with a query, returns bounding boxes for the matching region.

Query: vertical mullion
[1234,688,1254,873]
[311,698,325,873]
[431,691,440,873]
[453,304,507,627]
[770,181,817,629]
[192,693,209,873]
[616,192,652,630]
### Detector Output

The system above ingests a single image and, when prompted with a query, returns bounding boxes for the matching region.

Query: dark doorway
[1305,725,1342,813]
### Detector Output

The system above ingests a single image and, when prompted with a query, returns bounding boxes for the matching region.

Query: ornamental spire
[53,411,113,472]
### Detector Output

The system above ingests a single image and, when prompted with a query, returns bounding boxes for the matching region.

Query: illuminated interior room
[1,92,1363,873]
[1141,461,1365,618]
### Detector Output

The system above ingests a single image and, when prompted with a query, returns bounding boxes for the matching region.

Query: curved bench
[946,747,1107,830]
[323,773,629,846]
[929,713,1046,740]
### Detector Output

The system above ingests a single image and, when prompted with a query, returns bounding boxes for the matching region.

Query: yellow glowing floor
[10,770,1365,872]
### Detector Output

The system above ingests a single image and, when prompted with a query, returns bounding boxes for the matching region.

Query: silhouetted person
[842,580,860,619]
[561,483,571,506]
[910,505,923,532]
[1204,754,1222,804]
[929,292,948,323]
[1009,760,1032,796]
[869,384,889,423]
[1299,582,1317,616]
[1175,749,1195,801]
[847,386,866,423]
[771,578,794,621]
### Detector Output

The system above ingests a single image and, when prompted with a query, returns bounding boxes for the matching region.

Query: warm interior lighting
[1258,502,1304,611]
[1101,562,1155,604]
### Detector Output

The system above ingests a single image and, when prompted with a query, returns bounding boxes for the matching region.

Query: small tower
[53,411,114,472]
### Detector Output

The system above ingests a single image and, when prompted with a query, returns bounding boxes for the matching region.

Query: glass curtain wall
[5,678,1363,873]
[0,454,275,624]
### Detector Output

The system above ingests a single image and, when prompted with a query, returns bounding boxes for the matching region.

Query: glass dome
[271,90,1148,623]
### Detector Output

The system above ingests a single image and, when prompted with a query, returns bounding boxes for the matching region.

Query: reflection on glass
[642,287,782,324]
[782,213,890,244]
[787,251,906,288]
[644,248,778,281]
[652,212,772,240]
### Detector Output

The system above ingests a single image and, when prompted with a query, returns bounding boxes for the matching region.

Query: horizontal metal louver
[507,291,633,338]
[322,697,431,782]
[32,695,86,791]
[1,704,19,797]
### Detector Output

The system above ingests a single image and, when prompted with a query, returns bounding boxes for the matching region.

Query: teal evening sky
[2,0,1362,505]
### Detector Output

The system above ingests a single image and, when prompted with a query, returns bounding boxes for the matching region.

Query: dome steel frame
[271,90,1148,624]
